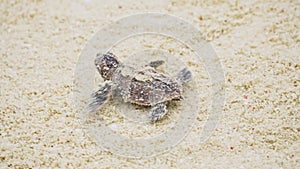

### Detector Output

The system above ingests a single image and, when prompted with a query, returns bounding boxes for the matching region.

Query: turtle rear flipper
[177,68,192,84]
[149,103,168,122]
[88,82,112,113]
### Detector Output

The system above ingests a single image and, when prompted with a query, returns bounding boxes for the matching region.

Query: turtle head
[95,52,120,80]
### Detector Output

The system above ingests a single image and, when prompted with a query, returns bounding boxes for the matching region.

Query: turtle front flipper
[177,68,192,84]
[149,103,168,122]
[88,82,112,113]
[148,60,165,69]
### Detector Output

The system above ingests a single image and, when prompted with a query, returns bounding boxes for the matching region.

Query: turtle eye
[106,63,116,69]
[104,56,118,68]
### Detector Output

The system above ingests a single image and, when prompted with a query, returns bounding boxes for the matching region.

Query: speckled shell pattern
[112,65,183,106]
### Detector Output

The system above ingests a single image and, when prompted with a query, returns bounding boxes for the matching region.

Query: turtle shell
[112,65,183,106]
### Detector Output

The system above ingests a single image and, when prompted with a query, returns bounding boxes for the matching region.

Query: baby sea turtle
[89,52,192,122]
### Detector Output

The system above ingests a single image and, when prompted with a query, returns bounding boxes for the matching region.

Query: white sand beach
[0,0,299,168]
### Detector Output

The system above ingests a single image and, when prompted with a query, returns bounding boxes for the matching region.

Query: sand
[1,0,299,168]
